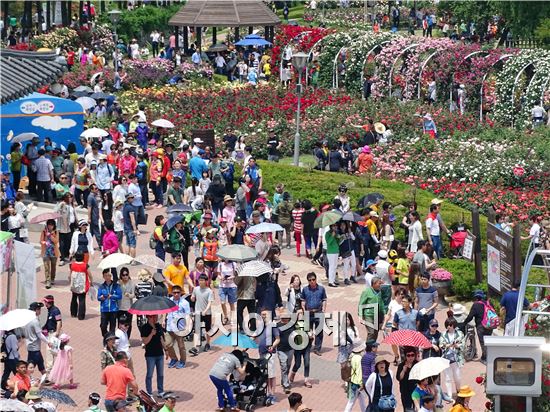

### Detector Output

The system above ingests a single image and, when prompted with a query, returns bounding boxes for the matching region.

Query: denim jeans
[210,374,236,408]
[292,346,311,377]
[278,349,294,389]
[145,355,164,394]
[104,399,117,412]
[431,235,442,258]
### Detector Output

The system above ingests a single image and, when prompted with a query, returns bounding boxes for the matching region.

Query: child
[200,228,219,284]
[189,274,214,356]
[113,200,124,253]
[49,334,76,389]
[291,201,304,257]
[271,183,285,224]
[199,170,211,194]
[217,218,229,246]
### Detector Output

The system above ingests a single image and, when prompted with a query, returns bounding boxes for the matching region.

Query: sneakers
[176,361,186,369]
[284,386,291,394]
[157,391,167,398]
[350,276,358,284]
[189,347,199,356]
[344,279,351,286]
[328,283,337,287]
[45,282,51,289]
[289,371,295,383]
[204,343,211,352]
[168,359,178,368]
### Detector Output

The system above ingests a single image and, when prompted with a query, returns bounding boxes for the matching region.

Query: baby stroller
[449,226,468,258]
[231,354,270,411]
[136,390,164,412]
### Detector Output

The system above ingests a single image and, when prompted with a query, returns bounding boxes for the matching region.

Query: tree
[437,1,497,35]
[535,18,550,49]
[492,1,550,38]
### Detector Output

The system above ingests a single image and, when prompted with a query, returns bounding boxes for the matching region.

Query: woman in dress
[40,219,60,289]
[285,275,303,314]
[69,252,92,320]
[117,267,135,338]
[365,356,396,412]
[184,178,204,209]
[49,334,76,389]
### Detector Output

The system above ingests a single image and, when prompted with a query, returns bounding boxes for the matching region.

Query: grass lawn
[258,159,547,302]
[277,3,306,25]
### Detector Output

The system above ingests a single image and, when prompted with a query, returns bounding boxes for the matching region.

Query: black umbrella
[71,90,90,98]
[357,193,385,209]
[342,211,363,222]
[166,203,193,214]
[38,388,77,406]
[90,92,110,100]
[128,295,177,315]
[163,215,183,232]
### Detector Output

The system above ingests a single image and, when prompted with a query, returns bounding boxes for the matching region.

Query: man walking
[98,270,122,337]
[87,184,103,248]
[34,149,54,202]
[301,272,327,356]
[358,277,385,342]
[165,285,190,369]
[415,273,438,332]
[276,310,295,394]
[500,281,531,336]
[101,352,139,412]
[123,193,138,259]
[25,302,49,377]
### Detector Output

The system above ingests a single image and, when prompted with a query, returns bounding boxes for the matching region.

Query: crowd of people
[2,103,538,411]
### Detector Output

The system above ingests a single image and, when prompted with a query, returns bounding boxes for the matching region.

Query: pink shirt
[102,230,119,254]
[169,35,176,48]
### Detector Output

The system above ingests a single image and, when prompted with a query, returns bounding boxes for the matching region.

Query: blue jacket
[97,282,122,313]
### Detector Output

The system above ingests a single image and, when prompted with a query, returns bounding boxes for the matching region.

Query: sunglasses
[173,291,181,294]
[121,273,129,277]
[307,278,316,282]
[406,353,416,357]
[430,324,439,328]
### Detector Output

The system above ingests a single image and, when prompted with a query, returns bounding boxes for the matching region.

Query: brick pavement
[17,205,487,412]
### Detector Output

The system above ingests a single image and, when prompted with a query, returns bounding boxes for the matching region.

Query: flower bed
[31,27,80,49]
[122,58,174,87]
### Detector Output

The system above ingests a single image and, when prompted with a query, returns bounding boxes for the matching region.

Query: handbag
[442,332,458,363]
[377,375,397,410]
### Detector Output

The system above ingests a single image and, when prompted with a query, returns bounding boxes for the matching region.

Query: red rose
[485,401,493,409]
[475,376,484,384]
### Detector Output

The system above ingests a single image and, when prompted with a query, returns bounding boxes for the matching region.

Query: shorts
[261,353,277,379]
[219,287,237,304]
[116,231,123,244]
[200,314,212,332]
[27,350,45,373]
[125,230,136,248]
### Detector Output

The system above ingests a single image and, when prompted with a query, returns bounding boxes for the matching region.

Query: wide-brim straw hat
[374,122,386,134]
[457,385,475,398]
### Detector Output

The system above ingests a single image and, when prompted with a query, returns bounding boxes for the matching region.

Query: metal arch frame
[510,57,546,127]
[333,45,349,89]
[479,54,514,122]
[388,43,419,98]
[417,50,440,99]
[525,60,550,106]
[540,74,550,105]
[279,30,313,81]
[449,50,489,112]
[360,40,391,98]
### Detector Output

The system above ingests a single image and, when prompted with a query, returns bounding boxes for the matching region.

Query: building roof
[169,0,281,27]
[0,49,66,105]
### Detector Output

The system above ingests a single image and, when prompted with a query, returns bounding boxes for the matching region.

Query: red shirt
[13,373,31,392]
[102,362,135,401]
[67,51,75,65]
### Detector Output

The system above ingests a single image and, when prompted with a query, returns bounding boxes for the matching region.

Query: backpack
[481,300,500,329]
[340,355,353,382]
[70,261,88,294]
[149,233,158,250]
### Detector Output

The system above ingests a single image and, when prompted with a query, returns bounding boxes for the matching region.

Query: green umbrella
[0,231,14,243]
[313,211,342,229]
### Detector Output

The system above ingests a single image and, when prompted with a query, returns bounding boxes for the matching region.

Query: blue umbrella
[213,332,258,349]
[234,34,272,47]
[163,215,183,232]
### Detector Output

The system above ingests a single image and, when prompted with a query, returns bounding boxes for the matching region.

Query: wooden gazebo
[168,0,280,52]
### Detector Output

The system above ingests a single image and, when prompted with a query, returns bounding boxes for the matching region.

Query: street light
[108,9,122,70]
[291,52,308,167]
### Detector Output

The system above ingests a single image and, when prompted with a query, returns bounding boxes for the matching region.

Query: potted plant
[431,268,453,307]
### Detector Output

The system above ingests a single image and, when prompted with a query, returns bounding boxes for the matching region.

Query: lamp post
[291,52,308,167]
[108,9,122,71]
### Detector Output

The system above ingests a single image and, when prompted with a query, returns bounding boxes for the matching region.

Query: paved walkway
[10,203,487,411]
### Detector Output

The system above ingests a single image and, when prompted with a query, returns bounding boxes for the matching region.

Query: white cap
[378,250,388,259]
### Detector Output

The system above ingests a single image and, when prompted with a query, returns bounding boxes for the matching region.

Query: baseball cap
[89,392,101,403]
[429,319,439,327]
[29,302,44,311]
[365,259,376,267]
[431,198,444,205]
[377,250,388,259]
[234,216,243,222]
[369,211,379,218]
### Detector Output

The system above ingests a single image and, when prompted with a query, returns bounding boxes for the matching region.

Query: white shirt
[532,105,545,118]
[93,84,102,93]
[150,32,160,42]
[408,220,424,252]
[426,215,441,237]
[115,328,131,359]
[530,223,540,244]
[215,55,226,68]
[114,209,124,232]
[375,259,391,284]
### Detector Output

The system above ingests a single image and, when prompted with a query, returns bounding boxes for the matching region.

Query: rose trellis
[493,50,550,125]
[518,59,550,127]
[343,32,398,95]
[317,30,363,89]
[371,36,419,98]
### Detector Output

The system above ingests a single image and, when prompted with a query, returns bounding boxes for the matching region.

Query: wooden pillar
[248,26,253,34]
[78,0,83,25]
[183,26,189,54]
[472,208,483,284]
[212,27,217,45]
[196,26,202,50]
[1,1,9,39]
[175,25,179,49]
[235,26,240,42]
[100,0,105,14]
[46,1,51,30]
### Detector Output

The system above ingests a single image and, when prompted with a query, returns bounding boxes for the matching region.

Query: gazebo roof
[0,49,66,104]
[168,0,281,27]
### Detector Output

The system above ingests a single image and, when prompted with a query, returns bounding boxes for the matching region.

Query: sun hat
[362,145,371,154]
[378,250,388,259]
[369,211,379,218]
[59,333,70,343]
[224,195,233,202]
[114,200,124,208]
[374,356,390,369]
[153,271,166,283]
[137,268,152,282]
[25,386,41,400]
[423,113,433,120]
[374,122,386,134]
[431,198,444,205]
[457,385,475,398]
[351,340,366,353]
[365,259,376,267]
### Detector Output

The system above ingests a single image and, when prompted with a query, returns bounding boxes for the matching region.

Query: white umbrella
[97,253,134,270]
[409,357,450,381]
[0,399,33,412]
[90,72,103,86]
[0,309,36,331]
[217,245,258,262]
[73,85,93,93]
[81,127,109,138]
[245,222,284,234]
[237,260,273,277]
[151,119,175,129]
[8,132,39,144]
[49,83,63,94]
[75,96,97,111]
[133,255,167,270]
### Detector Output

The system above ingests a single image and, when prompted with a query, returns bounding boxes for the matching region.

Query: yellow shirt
[263,63,271,76]
[366,219,379,236]
[396,258,410,285]
[449,405,471,412]
[164,264,189,294]
[350,353,363,385]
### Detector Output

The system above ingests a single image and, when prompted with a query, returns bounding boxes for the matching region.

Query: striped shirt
[35,156,53,182]
[292,208,304,232]
[134,281,153,299]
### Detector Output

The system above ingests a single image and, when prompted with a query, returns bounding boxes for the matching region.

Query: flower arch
[479,54,515,122]
[317,30,363,89]
[493,50,549,125]
[388,42,419,98]
[518,59,550,126]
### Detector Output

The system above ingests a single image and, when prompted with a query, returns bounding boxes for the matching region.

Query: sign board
[462,232,475,261]
[487,222,515,295]
[191,129,215,152]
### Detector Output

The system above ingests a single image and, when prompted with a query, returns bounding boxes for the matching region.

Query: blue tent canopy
[0,93,84,160]
[234,34,272,47]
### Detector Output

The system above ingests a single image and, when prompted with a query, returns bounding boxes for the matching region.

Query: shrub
[441,259,486,300]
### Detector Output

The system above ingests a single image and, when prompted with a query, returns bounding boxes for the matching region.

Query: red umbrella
[29,212,61,224]
[382,330,432,348]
